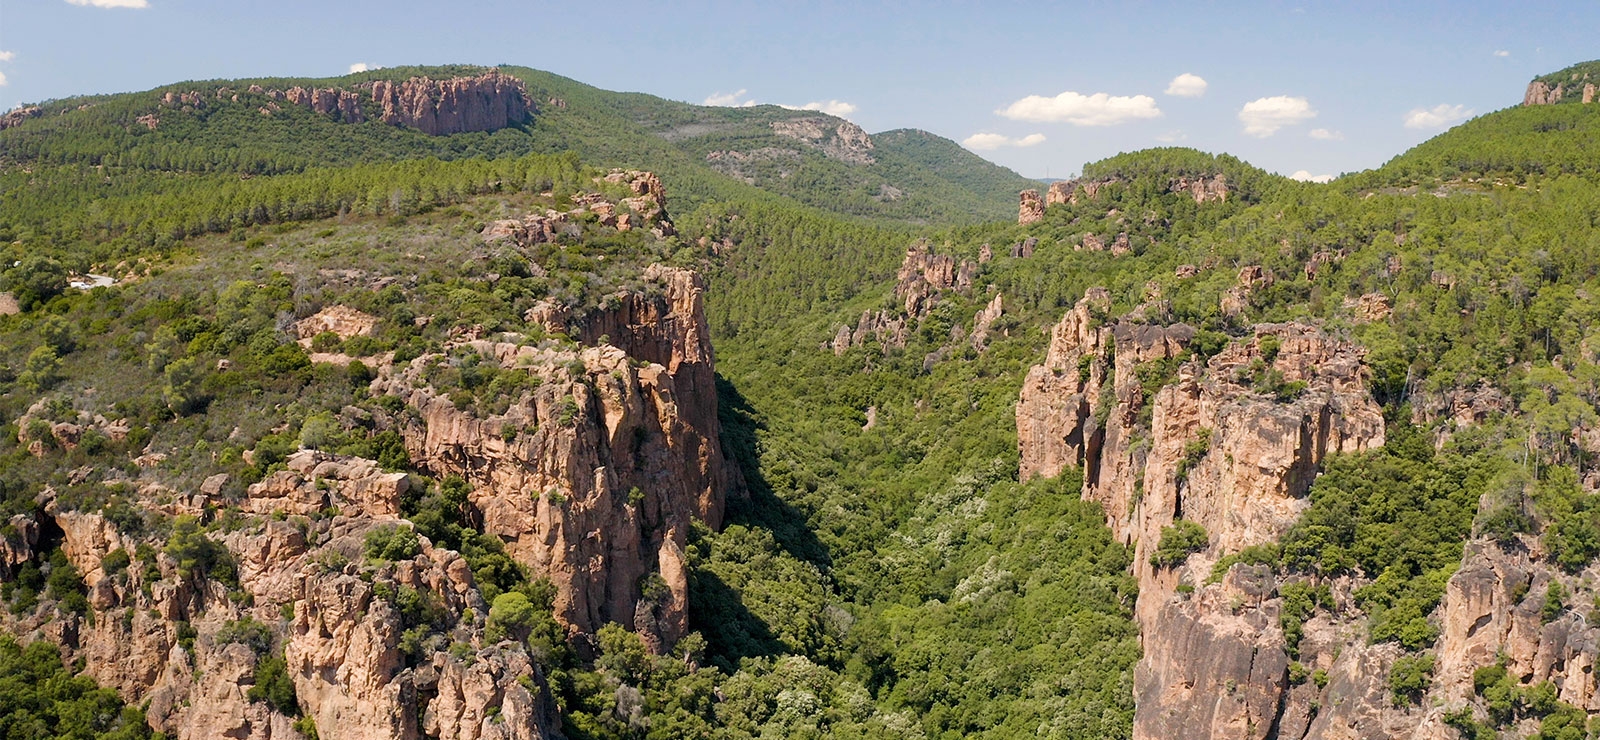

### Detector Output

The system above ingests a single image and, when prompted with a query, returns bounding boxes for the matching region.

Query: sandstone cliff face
[1018,189,1044,224]
[1525,80,1566,105]
[1045,173,1228,208]
[249,70,533,134]
[4,477,561,740]
[379,265,729,652]
[828,243,993,356]
[484,170,675,245]
[1018,291,1388,739]
[369,70,532,136]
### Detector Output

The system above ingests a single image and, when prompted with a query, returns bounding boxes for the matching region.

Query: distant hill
[0,64,1033,225]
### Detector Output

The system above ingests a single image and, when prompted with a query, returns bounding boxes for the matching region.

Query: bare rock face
[968,294,1005,350]
[1344,292,1392,323]
[0,105,43,130]
[245,450,408,519]
[6,493,561,740]
[485,171,675,245]
[1221,265,1274,317]
[1018,189,1044,224]
[369,70,533,136]
[1018,293,1386,739]
[379,265,730,651]
[1525,80,1566,105]
[1045,174,1227,208]
[769,117,876,165]
[295,305,380,342]
[1171,174,1229,203]
[284,86,365,123]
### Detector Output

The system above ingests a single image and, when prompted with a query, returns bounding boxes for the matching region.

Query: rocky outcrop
[379,265,729,652]
[285,86,364,123]
[896,243,978,317]
[5,489,561,740]
[1018,189,1044,224]
[369,70,532,135]
[485,171,675,245]
[1344,291,1392,323]
[769,117,876,165]
[295,305,380,342]
[0,105,43,130]
[245,450,408,519]
[968,294,1005,350]
[1525,80,1565,106]
[1221,265,1274,317]
[1045,174,1228,208]
[1018,291,1387,739]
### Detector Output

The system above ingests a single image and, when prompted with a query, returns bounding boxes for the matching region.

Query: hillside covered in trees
[6,61,1600,739]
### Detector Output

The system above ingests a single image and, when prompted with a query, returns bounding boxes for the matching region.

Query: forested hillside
[6,61,1600,739]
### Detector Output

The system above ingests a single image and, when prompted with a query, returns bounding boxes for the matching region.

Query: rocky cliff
[380,265,730,653]
[2,464,561,740]
[1018,291,1390,739]
[259,70,533,135]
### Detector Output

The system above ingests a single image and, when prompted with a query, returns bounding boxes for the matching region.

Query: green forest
[7,61,1600,738]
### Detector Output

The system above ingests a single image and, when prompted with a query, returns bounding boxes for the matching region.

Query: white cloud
[0,71,7,87]
[997,90,1162,126]
[349,63,372,74]
[65,0,149,7]
[1155,130,1187,143]
[1404,103,1473,129]
[1308,128,1344,141]
[1290,170,1335,183]
[961,132,1046,151]
[1165,73,1208,98]
[798,100,857,117]
[1238,96,1317,137]
[704,89,757,107]
[1494,50,1511,58]
[0,51,14,63]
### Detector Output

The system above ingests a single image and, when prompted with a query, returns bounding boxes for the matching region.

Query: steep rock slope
[380,265,732,652]
[1018,291,1392,738]
[1,463,560,740]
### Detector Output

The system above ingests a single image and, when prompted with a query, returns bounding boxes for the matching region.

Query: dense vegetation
[9,61,1600,738]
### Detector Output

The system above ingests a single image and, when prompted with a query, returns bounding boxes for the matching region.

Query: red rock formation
[369,70,532,136]
[285,86,365,123]
[0,106,42,130]
[1525,80,1565,105]
[1018,189,1044,224]
[379,266,730,652]
[1018,294,1387,739]
[3,490,561,740]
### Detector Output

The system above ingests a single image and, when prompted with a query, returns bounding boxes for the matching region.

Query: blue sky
[1,1,1594,180]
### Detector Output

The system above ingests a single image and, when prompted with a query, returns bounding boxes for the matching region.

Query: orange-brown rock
[1221,265,1274,317]
[0,105,43,130]
[369,70,532,136]
[6,491,560,740]
[378,266,730,651]
[244,450,408,519]
[1344,292,1392,323]
[1018,293,1386,739]
[295,305,380,342]
[1018,189,1044,224]
[1525,80,1565,105]
[284,86,365,123]
[895,243,977,318]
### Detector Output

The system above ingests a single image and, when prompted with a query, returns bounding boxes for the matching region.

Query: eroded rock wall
[380,266,730,652]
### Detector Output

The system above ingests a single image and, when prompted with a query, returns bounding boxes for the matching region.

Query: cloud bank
[997,90,1162,126]
[1308,128,1344,141]
[1238,96,1316,137]
[1165,73,1208,98]
[962,132,1046,151]
[65,0,149,8]
[1403,104,1473,129]
[1290,170,1335,183]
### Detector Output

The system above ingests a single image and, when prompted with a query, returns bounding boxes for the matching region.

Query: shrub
[247,651,298,715]
[364,524,421,562]
[1151,519,1208,568]
[1387,654,1435,705]
[217,617,275,655]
